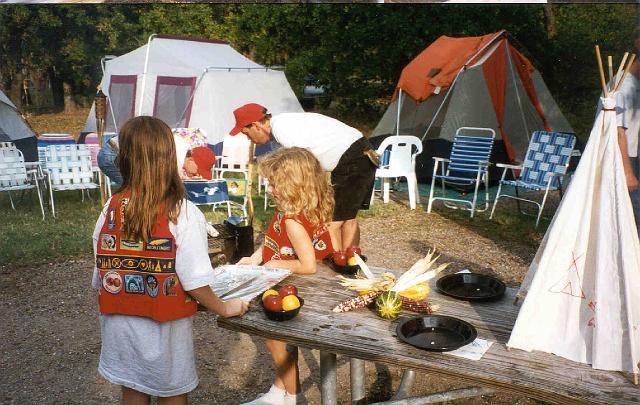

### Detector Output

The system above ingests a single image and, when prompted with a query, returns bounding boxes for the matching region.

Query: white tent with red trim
[83,35,303,149]
[371,30,574,181]
[507,94,640,376]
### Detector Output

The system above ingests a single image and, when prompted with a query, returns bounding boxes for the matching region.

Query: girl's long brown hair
[117,116,185,241]
[258,147,334,226]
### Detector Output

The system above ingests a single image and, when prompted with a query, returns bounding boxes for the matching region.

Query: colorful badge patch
[120,239,144,251]
[102,271,123,294]
[124,274,144,294]
[163,276,178,296]
[107,208,117,230]
[146,238,173,252]
[96,255,174,273]
[264,235,279,254]
[280,246,295,257]
[100,234,117,251]
[146,275,159,297]
[313,238,327,251]
[273,213,283,234]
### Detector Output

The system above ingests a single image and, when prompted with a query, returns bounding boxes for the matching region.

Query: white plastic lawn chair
[490,130,576,227]
[0,142,45,220]
[370,135,423,209]
[214,133,252,181]
[427,127,496,218]
[44,144,99,217]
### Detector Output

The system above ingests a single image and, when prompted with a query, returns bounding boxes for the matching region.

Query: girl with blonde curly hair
[239,147,335,405]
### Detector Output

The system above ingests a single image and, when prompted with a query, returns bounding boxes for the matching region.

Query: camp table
[216,264,640,404]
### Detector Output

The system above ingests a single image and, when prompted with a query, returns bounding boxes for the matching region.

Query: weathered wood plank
[216,265,640,405]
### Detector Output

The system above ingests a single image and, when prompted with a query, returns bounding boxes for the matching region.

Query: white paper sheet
[446,338,494,361]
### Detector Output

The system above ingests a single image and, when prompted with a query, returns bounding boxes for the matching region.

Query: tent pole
[421,31,506,141]
[506,44,531,143]
[138,33,157,116]
[396,89,402,136]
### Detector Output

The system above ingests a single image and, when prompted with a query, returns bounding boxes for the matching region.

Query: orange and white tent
[371,30,573,181]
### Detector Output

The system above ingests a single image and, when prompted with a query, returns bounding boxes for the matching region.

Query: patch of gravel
[0,199,546,405]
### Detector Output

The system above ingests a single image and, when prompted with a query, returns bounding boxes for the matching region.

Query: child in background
[183,146,217,180]
[92,116,248,404]
[238,147,335,405]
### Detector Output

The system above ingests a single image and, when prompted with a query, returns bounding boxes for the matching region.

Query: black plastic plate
[323,256,367,276]
[396,315,477,352]
[261,297,304,321]
[436,273,506,301]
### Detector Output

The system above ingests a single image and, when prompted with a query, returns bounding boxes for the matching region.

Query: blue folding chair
[427,127,496,218]
[490,131,576,227]
[184,178,248,219]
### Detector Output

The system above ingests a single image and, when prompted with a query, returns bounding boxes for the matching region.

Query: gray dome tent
[0,89,37,162]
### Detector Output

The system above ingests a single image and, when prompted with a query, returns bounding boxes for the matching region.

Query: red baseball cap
[229,103,266,135]
[191,146,216,180]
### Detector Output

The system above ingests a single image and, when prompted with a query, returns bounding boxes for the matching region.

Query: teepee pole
[607,56,613,88]
[595,46,608,97]
[614,52,630,88]
[614,53,636,93]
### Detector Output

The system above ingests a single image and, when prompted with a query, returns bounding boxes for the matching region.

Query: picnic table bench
[216,264,639,404]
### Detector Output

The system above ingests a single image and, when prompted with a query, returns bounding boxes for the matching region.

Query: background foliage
[0,4,638,136]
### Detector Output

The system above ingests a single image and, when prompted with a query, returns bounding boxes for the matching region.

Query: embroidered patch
[163,276,178,296]
[100,234,117,251]
[106,208,116,230]
[120,239,144,251]
[146,275,159,298]
[96,255,175,273]
[124,274,144,294]
[273,213,283,234]
[264,235,279,254]
[146,238,173,252]
[313,238,327,251]
[102,271,122,294]
[120,198,129,226]
[280,246,295,257]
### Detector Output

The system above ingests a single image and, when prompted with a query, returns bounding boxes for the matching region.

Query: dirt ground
[0,196,546,405]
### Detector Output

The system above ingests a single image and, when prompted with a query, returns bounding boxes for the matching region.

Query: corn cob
[332,291,381,313]
[400,296,435,314]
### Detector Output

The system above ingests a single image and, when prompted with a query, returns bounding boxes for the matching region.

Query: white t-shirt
[615,73,640,158]
[270,113,362,171]
[91,199,216,396]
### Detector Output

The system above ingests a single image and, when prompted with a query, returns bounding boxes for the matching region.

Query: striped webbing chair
[490,131,576,227]
[44,144,99,217]
[0,142,45,219]
[427,127,496,218]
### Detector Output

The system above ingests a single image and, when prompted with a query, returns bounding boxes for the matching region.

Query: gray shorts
[630,157,640,236]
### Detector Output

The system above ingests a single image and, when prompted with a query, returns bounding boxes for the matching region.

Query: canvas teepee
[507,52,640,378]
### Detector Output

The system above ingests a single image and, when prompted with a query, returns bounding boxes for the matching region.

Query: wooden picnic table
[216,264,640,404]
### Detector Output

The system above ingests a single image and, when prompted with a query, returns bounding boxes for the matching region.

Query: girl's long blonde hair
[117,116,185,241]
[258,147,334,226]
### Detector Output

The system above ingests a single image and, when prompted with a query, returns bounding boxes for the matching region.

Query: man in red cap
[229,103,379,264]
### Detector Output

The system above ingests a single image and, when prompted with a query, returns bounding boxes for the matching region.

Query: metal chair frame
[427,127,496,218]
[0,142,45,220]
[490,131,576,227]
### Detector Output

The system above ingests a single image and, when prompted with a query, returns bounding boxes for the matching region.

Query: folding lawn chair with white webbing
[0,142,45,219]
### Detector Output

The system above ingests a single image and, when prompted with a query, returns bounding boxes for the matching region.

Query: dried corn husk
[398,282,430,301]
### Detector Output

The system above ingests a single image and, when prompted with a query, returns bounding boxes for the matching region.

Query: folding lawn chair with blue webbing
[427,127,496,218]
[490,130,576,227]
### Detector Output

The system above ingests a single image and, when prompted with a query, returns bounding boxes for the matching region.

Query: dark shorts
[331,137,377,221]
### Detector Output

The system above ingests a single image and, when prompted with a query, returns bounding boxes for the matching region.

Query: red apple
[278,285,298,298]
[263,295,283,312]
[346,246,361,259]
[332,251,347,266]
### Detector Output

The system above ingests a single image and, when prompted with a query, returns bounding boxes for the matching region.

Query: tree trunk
[543,5,557,40]
[48,68,64,111]
[8,72,23,110]
[63,82,78,113]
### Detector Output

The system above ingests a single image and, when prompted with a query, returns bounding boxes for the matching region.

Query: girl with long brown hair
[92,116,248,405]
[238,147,335,405]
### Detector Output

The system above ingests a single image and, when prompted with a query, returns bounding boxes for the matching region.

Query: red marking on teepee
[548,252,586,298]
[587,317,595,327]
